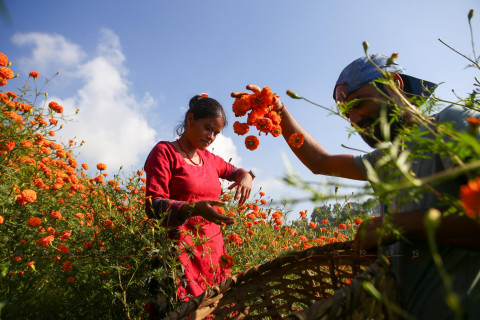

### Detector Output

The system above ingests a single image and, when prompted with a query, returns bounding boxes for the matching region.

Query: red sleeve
[208,151,238,181]
[144,142,186,224]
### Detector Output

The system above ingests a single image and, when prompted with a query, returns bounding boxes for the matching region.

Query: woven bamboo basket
[162,241,398,320]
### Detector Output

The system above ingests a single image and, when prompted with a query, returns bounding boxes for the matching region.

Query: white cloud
[207,134,242,167]
[11,32,86,74]
[13,30,158,171]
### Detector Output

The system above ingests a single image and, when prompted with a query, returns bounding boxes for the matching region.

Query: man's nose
[349,112,361,128]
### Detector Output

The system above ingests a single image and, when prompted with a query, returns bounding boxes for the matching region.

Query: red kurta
[144,141,236,300]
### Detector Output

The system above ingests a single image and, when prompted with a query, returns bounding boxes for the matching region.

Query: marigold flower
[466,117,480,136]
[97,163,107,171]
[260,199,267,205]
[322,219,328,224]
[62,261,72,272]
[259,191,265,197]
[309,222,317,229]
[58,244,69,254]
[16,189,37,205]
[49,118,58,125]
[339,223,347,229]
[233,121,249,135]
[26,261,35,269]
[460,177,480,219]
[67,276,75,283]
[29,71,40,78]
[288,132,304,148]
[354,217,363,226]
[0,52,8,66]
[27,217,42,228]
[270,125,282,137]
[255,117,273,133]
[232,94,252,117]
[219,254,234,269]
[83,242,93,249]
[51,211,63,219]
[0,67,14,80]
[245,135,260,151]
[48,130,55,137]
[36,235,54,247]
[48,101,63,113]
[0,215,4,224]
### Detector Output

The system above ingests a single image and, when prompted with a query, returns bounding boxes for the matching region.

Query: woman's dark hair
[175,95,228,136]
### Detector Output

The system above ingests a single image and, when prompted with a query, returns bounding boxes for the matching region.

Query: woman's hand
[228,169,253,205]
[181,200,235,225]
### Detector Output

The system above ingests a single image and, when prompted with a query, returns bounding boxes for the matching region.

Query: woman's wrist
[179,203,195,220]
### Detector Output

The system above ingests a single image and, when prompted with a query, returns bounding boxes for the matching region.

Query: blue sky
[1,1,479,218]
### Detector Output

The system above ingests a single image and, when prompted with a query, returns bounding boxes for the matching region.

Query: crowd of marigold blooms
[0,51,366,317]
[1,50,479,317]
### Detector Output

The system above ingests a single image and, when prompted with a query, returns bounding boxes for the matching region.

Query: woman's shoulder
[145,141,177,163]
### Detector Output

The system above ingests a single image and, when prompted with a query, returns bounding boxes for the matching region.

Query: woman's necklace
[176,139,202,166]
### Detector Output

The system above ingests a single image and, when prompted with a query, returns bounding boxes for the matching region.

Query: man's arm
[355,210,480,251]
[280,105,366,181]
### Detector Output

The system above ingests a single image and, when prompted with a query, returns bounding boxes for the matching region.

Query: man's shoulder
[435,104,479,122]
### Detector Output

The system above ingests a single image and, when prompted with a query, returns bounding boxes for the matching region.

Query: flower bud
[387,53,399,66]
[468,9,474,21]
[286,90,301,99]
[362,41,369,53]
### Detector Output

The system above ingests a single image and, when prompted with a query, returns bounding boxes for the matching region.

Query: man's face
[335,83,404,148]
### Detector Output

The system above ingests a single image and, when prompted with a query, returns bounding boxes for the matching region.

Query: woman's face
[185,114,225,150]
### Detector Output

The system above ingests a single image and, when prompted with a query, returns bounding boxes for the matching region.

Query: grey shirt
[354,105,480,319]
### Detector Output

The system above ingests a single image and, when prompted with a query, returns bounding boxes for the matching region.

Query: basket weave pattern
[163,241,396,320]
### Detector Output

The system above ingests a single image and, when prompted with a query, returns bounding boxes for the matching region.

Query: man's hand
[353,216,395,252]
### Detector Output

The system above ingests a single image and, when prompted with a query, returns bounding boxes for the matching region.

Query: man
[238,54,480,319]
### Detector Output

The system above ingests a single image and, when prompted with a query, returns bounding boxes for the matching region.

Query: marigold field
[0,54,362,319]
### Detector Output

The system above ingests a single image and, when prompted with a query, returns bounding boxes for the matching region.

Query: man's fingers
[231,92,248,98]
[246,84,261,92]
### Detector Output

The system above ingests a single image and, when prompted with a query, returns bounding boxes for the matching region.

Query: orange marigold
[97,163,107,171]
[232,94,252,117]
[233,121,249,135]
[29,71,40,78]
[0,67,14,80]
[270,125,282,137]
[58,244,69,254]
[48,101,63,113]
[255,117,273,133]
[339,223,347,229]
[219,254,234,269]
[288,132,304,148]
[27,217,42,228]
[17,189,37,205]
[245,135,260,151]
[0,215,4,224]
[51,211,63,219]
[0,52,8,66]
[309,222,317,229]
[26,261,35,269]
[460,177,480,219]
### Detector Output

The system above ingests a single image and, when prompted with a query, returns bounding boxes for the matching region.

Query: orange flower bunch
[460,176,480,219]
[0,52,14,86]
[232,85,283,150]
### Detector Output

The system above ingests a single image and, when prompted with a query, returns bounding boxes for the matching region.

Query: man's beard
[357,106,405,148]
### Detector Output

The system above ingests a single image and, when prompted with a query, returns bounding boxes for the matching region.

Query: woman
[144,95,254,305]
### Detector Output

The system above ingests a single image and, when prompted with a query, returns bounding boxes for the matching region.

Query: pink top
[144,141,237,300]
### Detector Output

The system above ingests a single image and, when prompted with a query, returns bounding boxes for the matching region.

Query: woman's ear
[186,113,194,127]
[393,73,404,90]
